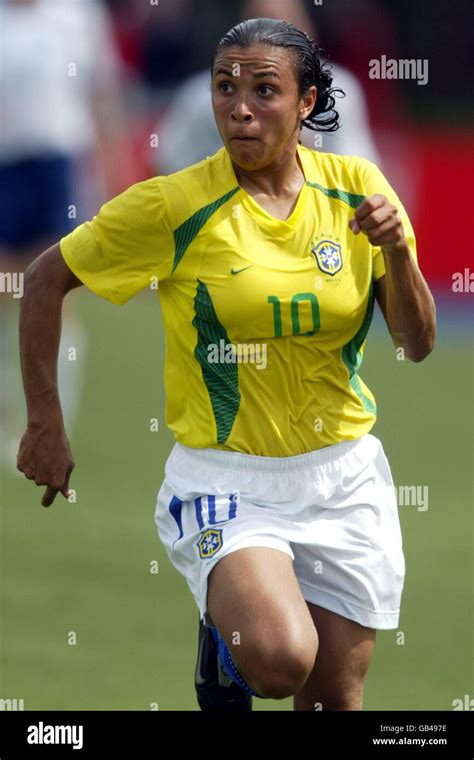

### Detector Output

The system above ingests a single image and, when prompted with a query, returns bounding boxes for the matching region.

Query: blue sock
[209,625,266,698]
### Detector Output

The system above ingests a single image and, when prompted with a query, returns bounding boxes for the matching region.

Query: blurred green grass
[0,290,472,710]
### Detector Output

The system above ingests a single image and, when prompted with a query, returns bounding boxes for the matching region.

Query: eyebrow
[214,67,280,79]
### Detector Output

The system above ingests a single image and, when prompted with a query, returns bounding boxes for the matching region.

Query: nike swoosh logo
[231,265,253,275]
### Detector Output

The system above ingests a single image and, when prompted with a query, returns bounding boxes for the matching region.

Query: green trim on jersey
[192,280,241,443]
[307,181,366,209]
[173,187,240,273]
[342,279,377,414]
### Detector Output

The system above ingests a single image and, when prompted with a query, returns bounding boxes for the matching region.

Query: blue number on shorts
[195,493,238,530]
[169,493,238,543]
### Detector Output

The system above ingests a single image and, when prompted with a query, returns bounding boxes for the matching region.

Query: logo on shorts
[312,240,343,276]
[197,528,223,559]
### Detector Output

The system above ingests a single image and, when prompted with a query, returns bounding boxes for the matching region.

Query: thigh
[207,546,318,675]
[294,602,376,711]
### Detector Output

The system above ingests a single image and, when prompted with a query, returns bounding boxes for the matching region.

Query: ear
[300,85,317,121]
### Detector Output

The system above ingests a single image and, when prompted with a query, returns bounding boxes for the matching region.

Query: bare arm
[17,243,83,506]
[374,264,436,362]
[350,194,436,362]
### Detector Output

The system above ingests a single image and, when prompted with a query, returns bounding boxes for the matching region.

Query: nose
[231,97,253,123]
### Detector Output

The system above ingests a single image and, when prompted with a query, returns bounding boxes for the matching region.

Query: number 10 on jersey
[268,292,321,337]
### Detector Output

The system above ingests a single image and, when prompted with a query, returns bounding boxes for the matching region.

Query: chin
[228,141,264,167]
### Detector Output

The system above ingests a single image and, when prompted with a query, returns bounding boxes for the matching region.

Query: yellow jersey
[59,144,418,456]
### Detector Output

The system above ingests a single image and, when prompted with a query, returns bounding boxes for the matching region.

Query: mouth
[231,136,258,142]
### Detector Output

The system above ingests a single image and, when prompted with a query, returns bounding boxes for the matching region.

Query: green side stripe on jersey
[342,280,377,415]
[306,181,366,209]
[173,187,240,273]
[192,280,240,444]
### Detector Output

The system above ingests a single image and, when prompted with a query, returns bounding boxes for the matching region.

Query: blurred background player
[0,0,131,467]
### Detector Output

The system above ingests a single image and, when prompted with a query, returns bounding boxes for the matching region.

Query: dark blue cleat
[194,615,253,711]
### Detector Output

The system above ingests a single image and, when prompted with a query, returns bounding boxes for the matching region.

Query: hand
[17,421,75,507]
[349,194,407,252]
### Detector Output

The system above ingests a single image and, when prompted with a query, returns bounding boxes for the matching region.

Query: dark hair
[211,17,344,133]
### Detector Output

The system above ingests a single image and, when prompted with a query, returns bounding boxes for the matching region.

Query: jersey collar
[222,143,315,231]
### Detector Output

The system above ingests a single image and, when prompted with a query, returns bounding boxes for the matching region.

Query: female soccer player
[18,19,436,711]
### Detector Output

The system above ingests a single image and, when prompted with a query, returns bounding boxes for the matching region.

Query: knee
[247,639,318,700]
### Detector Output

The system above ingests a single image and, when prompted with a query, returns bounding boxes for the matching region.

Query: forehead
[213,43,294,75]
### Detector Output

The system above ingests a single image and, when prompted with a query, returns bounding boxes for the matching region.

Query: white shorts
[154,433,405,629]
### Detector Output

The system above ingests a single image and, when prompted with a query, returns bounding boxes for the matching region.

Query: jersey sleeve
[356,158,418,281]
[59,177,175,305]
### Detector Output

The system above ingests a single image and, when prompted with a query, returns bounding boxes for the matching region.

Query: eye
[258,85,274,96]
[217,81,234,94]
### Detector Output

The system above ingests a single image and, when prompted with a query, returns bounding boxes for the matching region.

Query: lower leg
[293,603,376,711]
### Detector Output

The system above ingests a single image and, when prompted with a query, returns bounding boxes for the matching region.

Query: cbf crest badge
[197,528,223,559]
[312,240,343,276]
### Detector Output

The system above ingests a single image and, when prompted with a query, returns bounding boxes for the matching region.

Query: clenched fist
[17,421,75,507]
[349,194,406,252]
